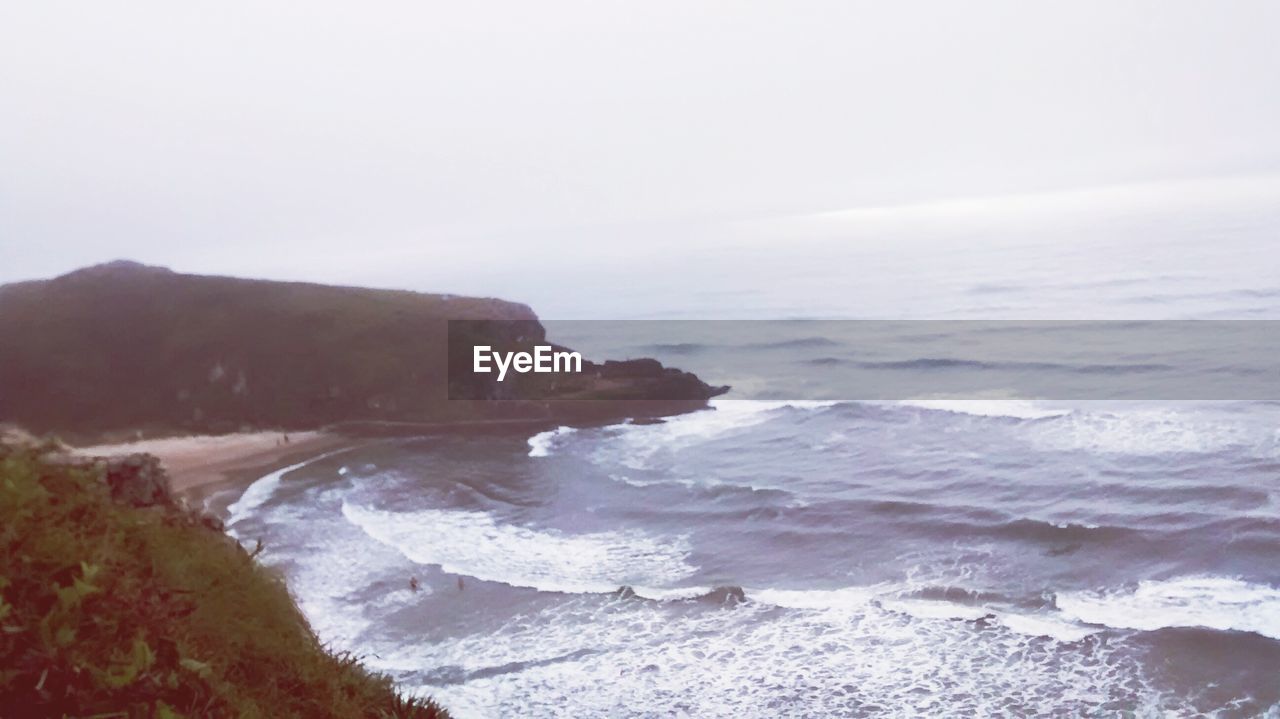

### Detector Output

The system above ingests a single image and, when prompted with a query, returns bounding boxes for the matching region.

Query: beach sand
[74,431,358,500]
[70,419,562,509]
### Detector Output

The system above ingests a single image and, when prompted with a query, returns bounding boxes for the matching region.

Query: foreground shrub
[0,445,446,718]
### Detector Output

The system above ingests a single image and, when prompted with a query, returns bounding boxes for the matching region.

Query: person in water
[409,577,419,592]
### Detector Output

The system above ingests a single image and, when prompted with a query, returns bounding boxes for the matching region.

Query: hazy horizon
[4,1,1280,297]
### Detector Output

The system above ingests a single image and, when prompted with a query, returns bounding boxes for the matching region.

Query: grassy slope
[0,444,447,718]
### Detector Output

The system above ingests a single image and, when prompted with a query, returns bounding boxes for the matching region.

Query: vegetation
[0,442,447,718]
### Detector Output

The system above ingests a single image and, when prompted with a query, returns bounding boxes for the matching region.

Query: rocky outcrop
[94,453,174,508]
[0,436,181,511]
[581,358,730,400]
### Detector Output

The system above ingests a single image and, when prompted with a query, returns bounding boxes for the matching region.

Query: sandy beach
[68,419,563,507]
[74,430,358,500]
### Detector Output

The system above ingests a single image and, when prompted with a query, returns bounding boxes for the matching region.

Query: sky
[2,1,1279,295]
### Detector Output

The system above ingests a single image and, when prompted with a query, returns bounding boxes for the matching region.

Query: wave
[226,447,351,530]
[831,501,1133,544]
[1056,576,1280,640]
[891,399,1070,420]
[852,357,1173,374]
[742,336,840,349]
[641,342,706,354]
[340,502,697,595]
[597,398,843,469]
[983,517,1131,544]
[1029,408,1279,456]
[612,584,750,605]
[385,585,1154,718]
[527,426,576,457]
[750,585,1098,642]
[750,586,880,611]
[996,613,1102,643]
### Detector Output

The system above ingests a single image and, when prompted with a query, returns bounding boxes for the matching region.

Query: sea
[219,176,1280,717]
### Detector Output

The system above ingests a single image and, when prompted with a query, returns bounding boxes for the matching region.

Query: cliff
[0,261,724,441]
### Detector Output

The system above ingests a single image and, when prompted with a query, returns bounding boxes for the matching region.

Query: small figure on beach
[283,433,290,444]
[409,576,420,592]
[457,576,465,592]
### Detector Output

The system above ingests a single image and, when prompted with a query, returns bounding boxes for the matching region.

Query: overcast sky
[2,1,1278,290]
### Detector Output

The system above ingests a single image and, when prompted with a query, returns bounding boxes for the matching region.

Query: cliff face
[0,261,722,440]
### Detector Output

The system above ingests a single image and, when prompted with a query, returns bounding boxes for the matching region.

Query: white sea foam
[1028,407,1276,456]
[627,585,716,601]
[341,502,697,594]
[225,464,292,524]
[895,398,1071,420]
[1057,576,1280,640]
[997,612,1101,643]
[527,426,575,457]
[881,598,991,621]
[380,592,1154,719]
[226,447,350,530]
[230,486,421,651]
[754,585,1098,643]
[604,399,840,469]
[283,526,403,648]
[749,586,879,611]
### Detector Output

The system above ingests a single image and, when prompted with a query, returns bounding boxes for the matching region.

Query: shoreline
[71,418,571,509]
[73,431,364,505]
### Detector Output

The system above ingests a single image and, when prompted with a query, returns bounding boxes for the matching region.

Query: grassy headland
[0,440,447,718]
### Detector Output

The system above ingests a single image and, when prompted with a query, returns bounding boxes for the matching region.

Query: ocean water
[223,177,1280,717]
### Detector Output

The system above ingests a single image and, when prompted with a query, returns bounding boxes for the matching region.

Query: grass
[0,443,448,718]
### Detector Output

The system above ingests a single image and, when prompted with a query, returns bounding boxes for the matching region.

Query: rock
[100,453,174,508]
[599,358,664,379]
[575,358,730,401]
[199,513,225,532]
[697,585,747,606]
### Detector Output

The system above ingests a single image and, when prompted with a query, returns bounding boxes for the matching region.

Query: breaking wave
[1057,576,1280,640]
[341,502,698,595]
